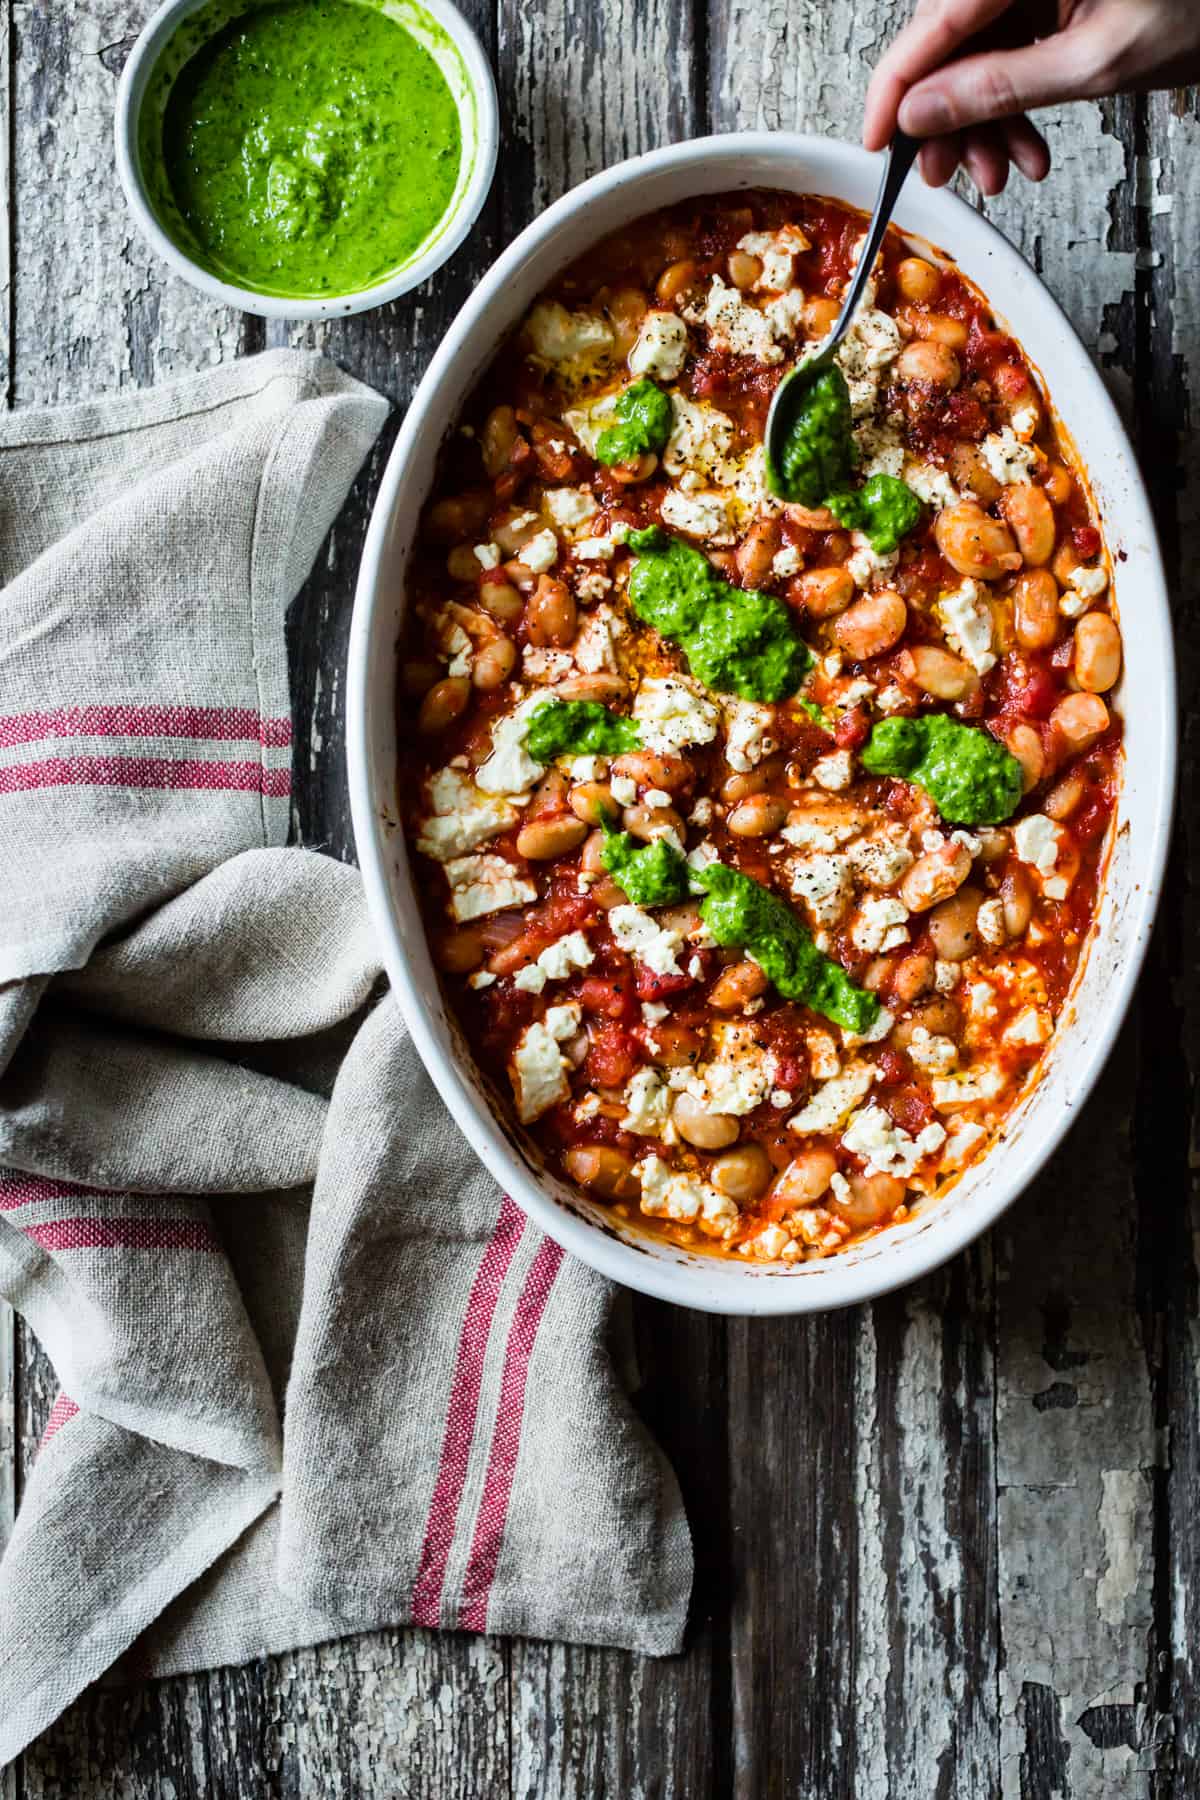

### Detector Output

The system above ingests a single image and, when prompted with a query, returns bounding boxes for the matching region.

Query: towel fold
[0,350,691,1769]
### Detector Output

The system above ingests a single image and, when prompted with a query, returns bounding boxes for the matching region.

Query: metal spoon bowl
[764,129,920,486]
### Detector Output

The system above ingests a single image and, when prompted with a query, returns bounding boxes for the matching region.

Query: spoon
[765,129,920,487]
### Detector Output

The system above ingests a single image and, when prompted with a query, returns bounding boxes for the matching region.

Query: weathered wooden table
[2,3,1196,1795]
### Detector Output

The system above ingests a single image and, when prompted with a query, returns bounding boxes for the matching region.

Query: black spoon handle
[828,128,921,351]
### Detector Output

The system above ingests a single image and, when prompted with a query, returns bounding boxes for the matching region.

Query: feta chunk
[906,1026,958,1074]
[573,604,625,674]
[851,896,910,954]
[628,310,689,381]
[1005,1006,1051,1047]
[474,542,502,569]
[621,1069,672,1136]
[660,487,739,543]
[976,898,1007,946]
[846,827,915,888]
[903,460,959,512]
[663,392,738,485]
[842,1104,945,1179]
[846,531,899,589]
[475,695,548,796]
[510,1002,582,1123]
[980,426,1037,487]
[1013,813,1062,879]
[790,1062,875,1134]
[525,302,614,377]
[937,578,996,675]
[445,853,537,923]
[789,852,854,927]
[687,275,786,364]
[609,905,686,976]
[633,675,720,755]
[812,749,854,792]
[931,1065,1008,1110]
[513,929,594,994]
[724,700,777,773]
[416,767,518,862]
[834,308,903,419]
[772,545,803,579]
[544,486,597,537]
[942,1119,988,1167]
[521,528,560,574]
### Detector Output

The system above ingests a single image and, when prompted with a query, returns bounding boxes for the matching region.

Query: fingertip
[1004,116,1052,182]
[918,134,962,190]
[964,128,1010,197]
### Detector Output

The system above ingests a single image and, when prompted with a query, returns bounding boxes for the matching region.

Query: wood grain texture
[4,0,1195,1793]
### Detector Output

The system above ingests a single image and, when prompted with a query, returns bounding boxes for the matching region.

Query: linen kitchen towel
[0,349,692,1768]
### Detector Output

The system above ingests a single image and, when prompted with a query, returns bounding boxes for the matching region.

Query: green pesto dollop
[693,864,879,1034]
[826,473,923,554]
[766,364,855,505]
[150,0,463,300]
[860,714,1024,825]
[600,829,692,908]
[595,379,673,466]
[524,699,640,762]
[626,527,813,702]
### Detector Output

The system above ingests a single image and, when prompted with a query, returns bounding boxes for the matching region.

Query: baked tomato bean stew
[399,191,1122,1265]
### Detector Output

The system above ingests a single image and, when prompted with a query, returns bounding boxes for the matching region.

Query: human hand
[864,0,1200,193]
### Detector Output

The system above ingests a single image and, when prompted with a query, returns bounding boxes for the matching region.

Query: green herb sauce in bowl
[118,0,497,317]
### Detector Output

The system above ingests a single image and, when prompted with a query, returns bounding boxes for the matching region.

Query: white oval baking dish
[347,132,1175,1316]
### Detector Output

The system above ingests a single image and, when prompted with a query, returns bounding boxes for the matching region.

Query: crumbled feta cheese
[851,896,910,954]
[637,1157,738,1236]
[416,766,519,862]
[689,796,714,827]
[772,545,803,579]
[663,392,738,485]
[621,1068,671,1136]
[976,898,1007,946]
[686,1043,771,1116]
[847,531,900,589]
[573,604,625,674]
[789,852,854,927]
[855,415,906,480]
[525,302,614,375]
[782,808,864,854]
[763,289,807,341]
[846,827,915,888]
[790,1062,875,1134]
[841,1006,895,1049]
[633,676,720,755]
[642,1001,669,1025]
[538,930,594,983]
[575,569,612,602]
[1010,402,1039,440]
[842,1104,946,1178]
[1005,1006,1051,1047]
[942,1119,988,1167]
[644,788,672,810]
[903,460,959,512]
[934,960,960,993]
[475,695,548,796]
[737,227,805,293]
[906,1026,958,1074]
[724,700,777,773]
[740,1223,796,1261]
[474,542,502,569]
[812,749,854,792]
[543,486,597,537]
[521,528,560,574]
[445,853,537,923]
[937,578,996,675]
[574,535,617,561]
[686,838,720,874]
[562,392,618,455]
[510,1002,582,1123]
[522,646,576,684]
[1070,563,1108,599]
[834,308,903,418]
[468,970,497,990]
[610,774,638,807]
[628,310,689,381]
[609,905,686,976]
[661,487,738,543]
[806,1030,841,1081]
[966,981,998,1022]
[569,754,602,781]
[1013,813,1062,878]
[687,275,786,364]
[931,1065,1008,1110]
[980,426,1037,487]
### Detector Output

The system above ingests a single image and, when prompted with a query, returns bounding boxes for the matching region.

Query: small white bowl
[114,0,498,321]
[348,133,1176,1316]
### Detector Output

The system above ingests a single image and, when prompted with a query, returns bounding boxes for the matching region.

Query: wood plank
[984,99,1169,1799]
[1149,82,1200,1800]
[1,12,15,1800]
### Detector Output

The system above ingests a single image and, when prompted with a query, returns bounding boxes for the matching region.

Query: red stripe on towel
[457,1236,564,1631]
[22,1217,221,1253]
[409,1195,526,1629]
[0,704,291,749]
[40,1395,80,1446]
[0,1172,110,1211]
[0,755,291,797]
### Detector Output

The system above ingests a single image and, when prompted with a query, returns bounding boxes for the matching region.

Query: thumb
[897,30,1106,136]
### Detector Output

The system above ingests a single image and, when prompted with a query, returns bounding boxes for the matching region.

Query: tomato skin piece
[883,1084,935,1134]
[577,972,637,1022]
[834,705,871,751]
[585,1021,641,1088]
[1072,524,1101,560]
[635,964,695,1002]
